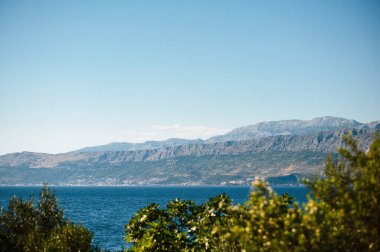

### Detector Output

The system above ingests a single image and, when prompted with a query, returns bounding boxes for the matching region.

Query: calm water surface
[0,186,308,251]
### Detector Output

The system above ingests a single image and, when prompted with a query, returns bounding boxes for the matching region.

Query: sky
[0,0,379,154]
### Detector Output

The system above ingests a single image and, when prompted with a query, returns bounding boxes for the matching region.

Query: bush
[0,185,94,252]
[125,134,380,251]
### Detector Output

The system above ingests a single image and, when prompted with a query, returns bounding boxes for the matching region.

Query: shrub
[0,185,94,252]
[125,134,380,251]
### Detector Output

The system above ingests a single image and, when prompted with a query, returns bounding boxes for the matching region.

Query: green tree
[38,185,65,236]
[215,134,380,251]
[124,194,232,251]
[125,134,380,251]
[0,185,95,252]
[0,197,39,251]
[302,134,380,251]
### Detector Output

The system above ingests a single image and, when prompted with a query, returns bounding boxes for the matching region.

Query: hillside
[207,116,376,142]
[70,116,379,152]
[73,138,204,153]
[0,126,376,185]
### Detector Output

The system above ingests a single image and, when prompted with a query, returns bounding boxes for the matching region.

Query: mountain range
[0,116,378,186]
[72,116,378,152]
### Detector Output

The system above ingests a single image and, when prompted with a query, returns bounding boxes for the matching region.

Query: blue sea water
[0,186,308,251]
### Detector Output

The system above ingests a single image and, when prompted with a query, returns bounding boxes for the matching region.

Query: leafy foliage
[125,194,232,251]
[0,185,94,252]
[125,134,380,251]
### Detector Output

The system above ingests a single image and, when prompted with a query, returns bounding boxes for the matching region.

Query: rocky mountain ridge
[0,128,374,169]
[74,138,204,153]
[0,117,378,185]
[72,116,379,152]
[207,116,378,143]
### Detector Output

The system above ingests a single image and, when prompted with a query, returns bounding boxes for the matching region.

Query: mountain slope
[0,117,377,186]
[0,128,374,173]
[73,138,203,153]
[0,151,330,185]
[207,116,365,143]
[71,117,374,152]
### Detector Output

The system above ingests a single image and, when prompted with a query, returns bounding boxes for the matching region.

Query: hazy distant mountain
[0,127,376,185]
[1,128,373,168]
[207,116,366,143]
[367,121,380,130]
[72,117,375,153]
[73,138,204,153]
[0,116,378,185]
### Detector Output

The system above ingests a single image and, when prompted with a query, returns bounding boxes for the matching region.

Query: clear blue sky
[1,0,379,154]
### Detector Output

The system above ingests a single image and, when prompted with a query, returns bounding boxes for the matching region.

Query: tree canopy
[0,185,94,252]
[125,134,380,251]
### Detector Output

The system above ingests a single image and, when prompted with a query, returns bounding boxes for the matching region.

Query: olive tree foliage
[125,134,380,251]
[0,185,94,252]
[125,194,233,252]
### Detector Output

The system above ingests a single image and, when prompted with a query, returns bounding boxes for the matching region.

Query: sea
[0,186,309,251]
